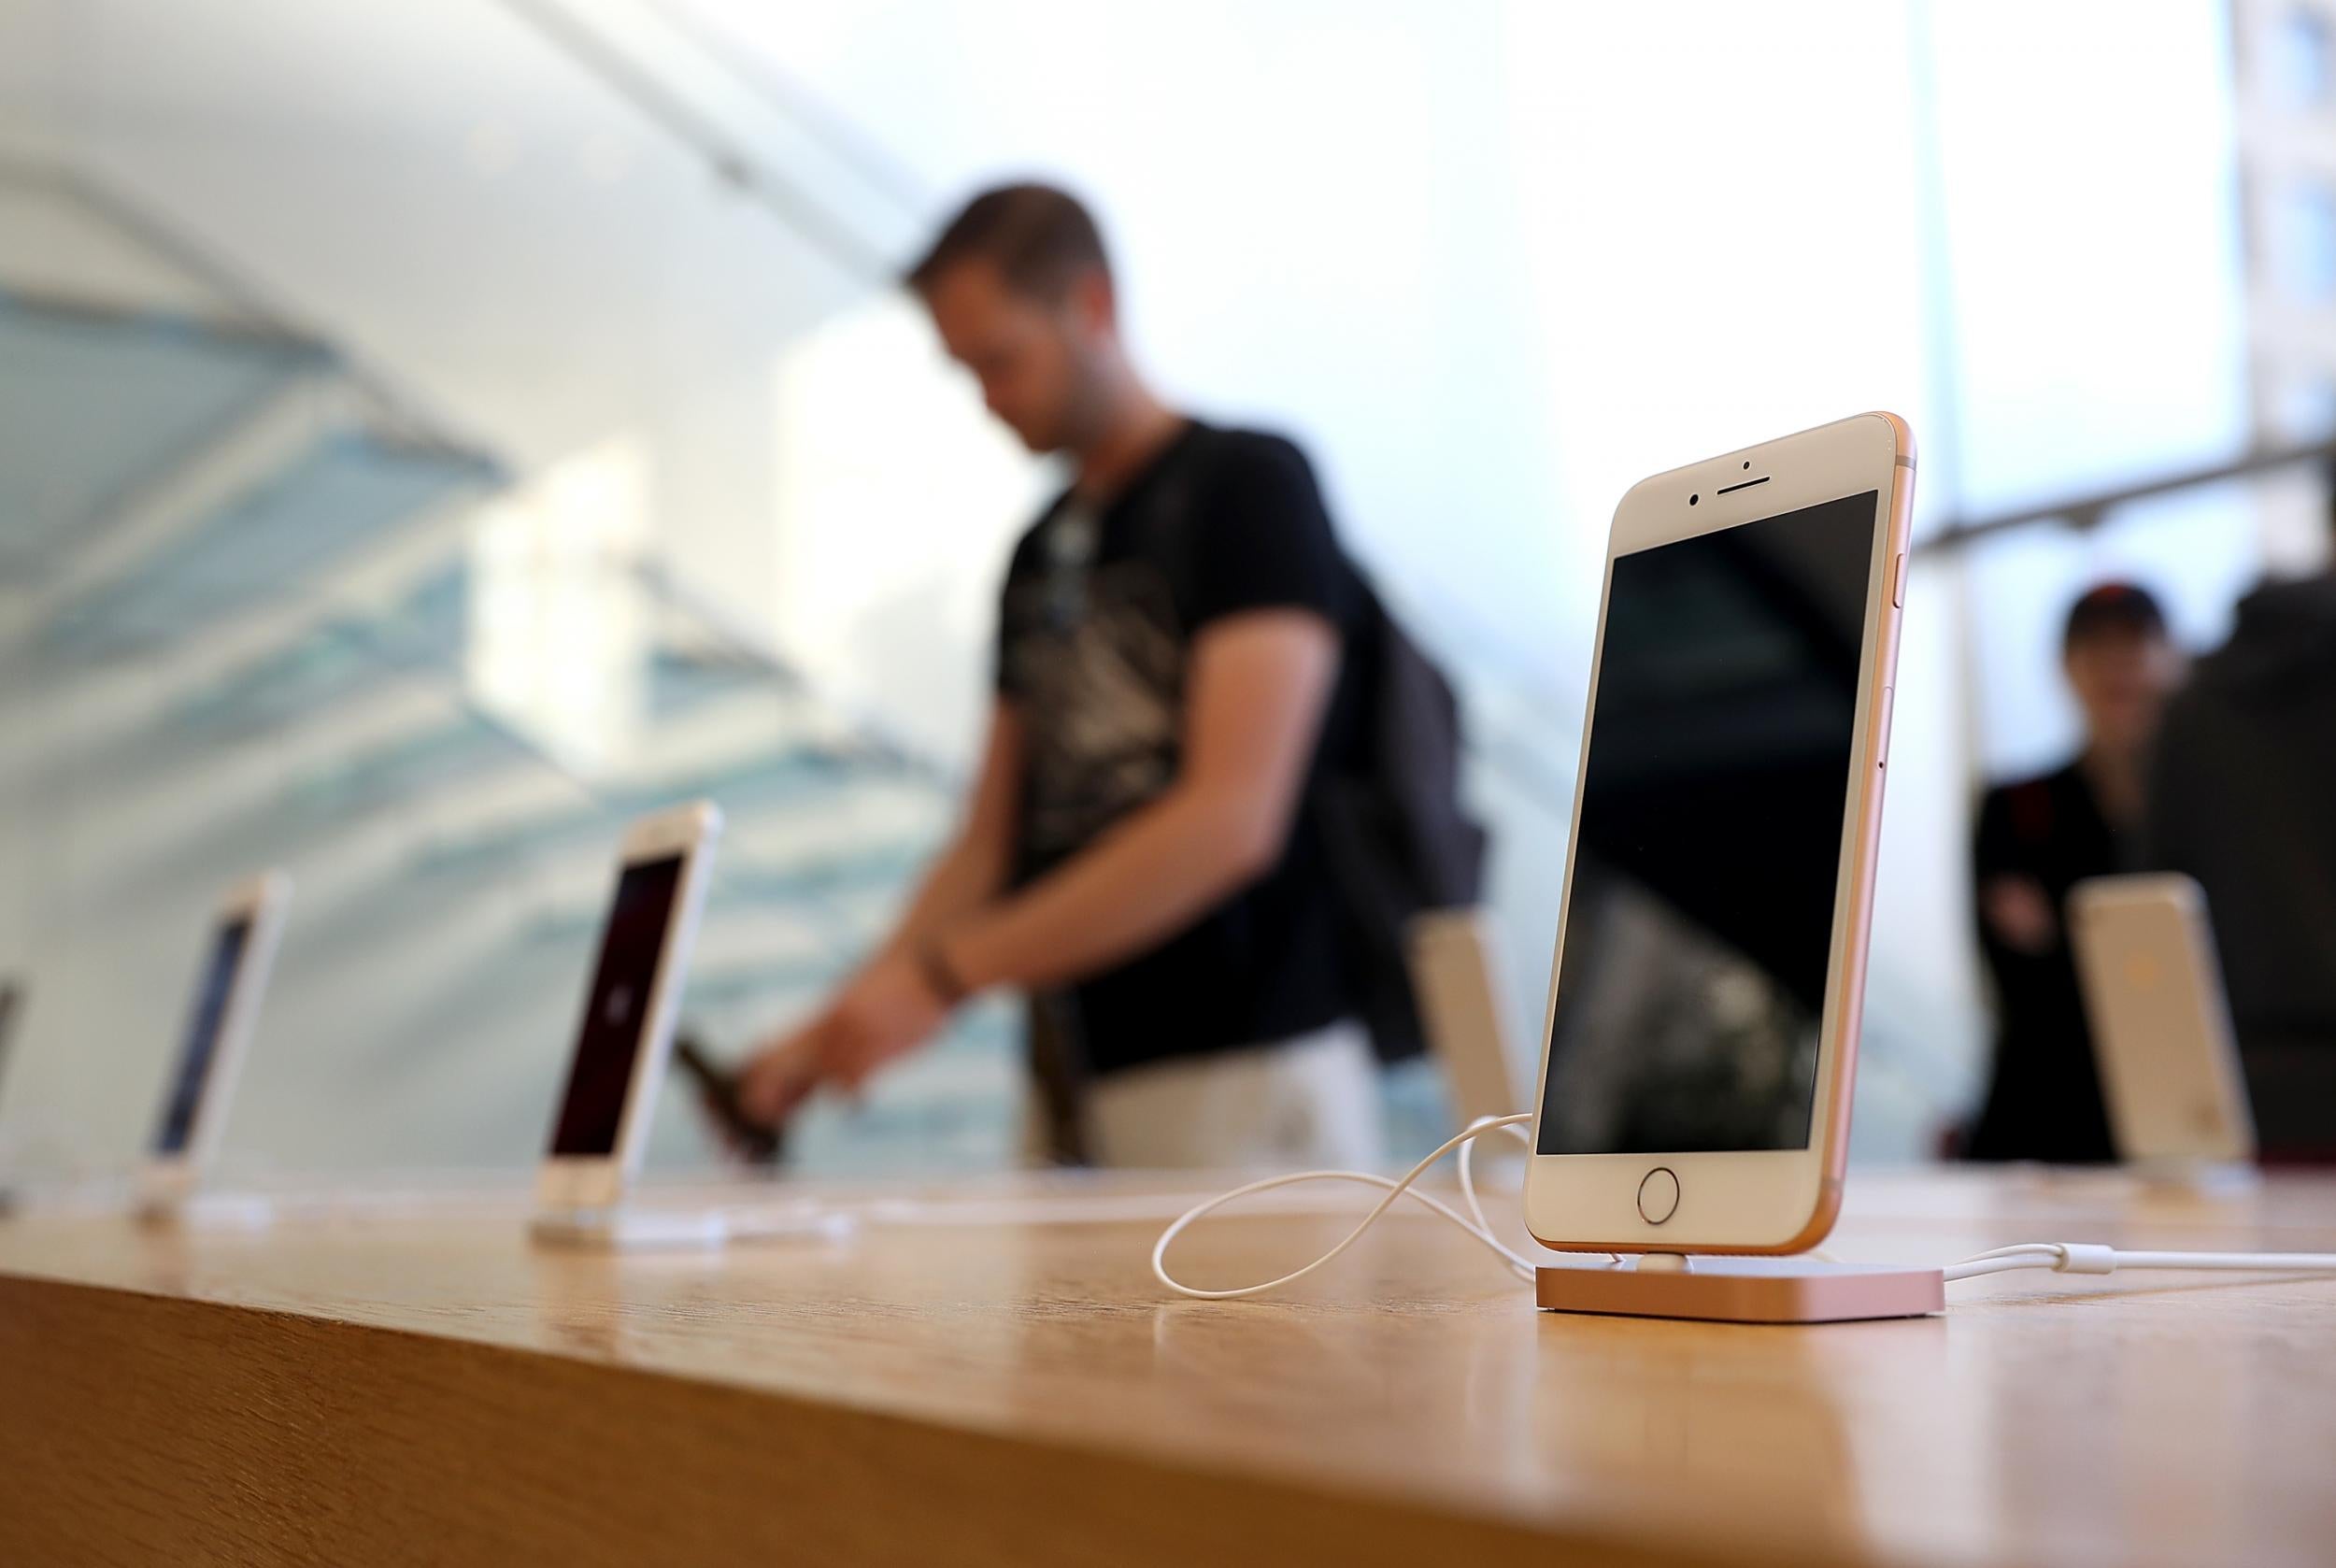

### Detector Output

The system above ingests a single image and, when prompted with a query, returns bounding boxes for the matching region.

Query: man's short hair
[2062,580,2169,652]
[904,183,1110,300]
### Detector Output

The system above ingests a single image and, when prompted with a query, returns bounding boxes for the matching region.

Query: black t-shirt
[994,421,1363,1077]
[1963,761,2126,1162]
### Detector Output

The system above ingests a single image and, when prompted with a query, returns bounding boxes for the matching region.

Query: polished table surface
[4,1165,2335,1567]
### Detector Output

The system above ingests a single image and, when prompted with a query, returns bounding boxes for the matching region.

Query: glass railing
[0,143,978,1183]
[0,513,990,1185]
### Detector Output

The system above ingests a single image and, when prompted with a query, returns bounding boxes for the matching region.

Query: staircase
[0,161,1010,1180]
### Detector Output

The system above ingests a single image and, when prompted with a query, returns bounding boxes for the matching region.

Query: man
[739,184,1379,1168]
[2147,484,2336,1161]
[1963,583,2182,1162]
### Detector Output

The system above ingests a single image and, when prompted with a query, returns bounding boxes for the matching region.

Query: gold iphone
[2069,874,2255,1168]
[1525,413,1915,1254]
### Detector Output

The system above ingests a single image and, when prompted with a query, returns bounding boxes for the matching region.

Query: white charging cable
[1152,1114,1577,1299]
[1940,1242,2336,1283]
[1151,1114,2336,1301]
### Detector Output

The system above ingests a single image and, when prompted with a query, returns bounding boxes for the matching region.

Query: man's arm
[742,613,1339,1111]
[937,607,1340,995]
[742,428,1350,1113]
[736,700,1022,1121]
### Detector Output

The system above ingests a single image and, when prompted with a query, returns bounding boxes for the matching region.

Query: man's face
[922,258,1105,454]
[2064,629,2181,752]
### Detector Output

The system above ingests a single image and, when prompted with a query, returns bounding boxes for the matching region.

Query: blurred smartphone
[1406,909,1523,1130]
[139,871,294,1211]
[2070,874,2255,1167]
[0,979,20,1090]
[675,1032,784,1165]
[537,804,723,1212]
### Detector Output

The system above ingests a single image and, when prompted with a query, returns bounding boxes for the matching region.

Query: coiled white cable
[1151,1114,2336,1302]
[1153,1114,1624,1300]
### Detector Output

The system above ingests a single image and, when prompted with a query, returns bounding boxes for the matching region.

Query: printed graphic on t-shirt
[1003,558,1185,869]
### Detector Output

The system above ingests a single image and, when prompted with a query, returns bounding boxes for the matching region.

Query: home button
[1637,1167,1681,1225]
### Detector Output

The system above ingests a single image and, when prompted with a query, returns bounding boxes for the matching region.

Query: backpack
[1311,573,1489,1062]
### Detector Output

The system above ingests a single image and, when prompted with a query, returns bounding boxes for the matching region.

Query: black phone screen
[152,917,252,1156]
[548,855,685,1158]
[1536,492,1878,1156]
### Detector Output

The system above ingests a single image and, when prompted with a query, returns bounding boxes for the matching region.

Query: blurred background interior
[0,0,2330,1185]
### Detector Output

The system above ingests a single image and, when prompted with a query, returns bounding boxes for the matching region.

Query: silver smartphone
[138,872,293,1207]
[536,802,723,1214]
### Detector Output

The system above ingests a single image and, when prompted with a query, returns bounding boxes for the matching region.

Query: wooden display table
[4,1167,2334,1567]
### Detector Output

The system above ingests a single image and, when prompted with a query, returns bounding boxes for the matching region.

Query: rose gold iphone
[1525,413,1914,1255]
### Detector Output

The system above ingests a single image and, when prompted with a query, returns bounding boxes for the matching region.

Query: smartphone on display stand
[0,979,21,1209]
[536,803,725,1216]
[137,872,293,1217]
[0,979,21,1091]
[1525,412,1915,1258]
[1406,909,1524,1133]
[531,803,845,1249]
[2070,874,2256,1181]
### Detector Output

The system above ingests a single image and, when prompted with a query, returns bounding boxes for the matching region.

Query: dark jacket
[2146,572,2336,1158]
[1965,763,2123,1163]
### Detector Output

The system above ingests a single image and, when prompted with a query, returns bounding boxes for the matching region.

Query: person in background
[1963,583,2182,1162]
[2146,477,2336,1161]
[737,183,1381,1169]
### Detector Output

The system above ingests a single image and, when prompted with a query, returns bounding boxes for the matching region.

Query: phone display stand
[135,1191,279,1232]
[2019,1160,2263,1204]
[1536,1251,1944,1324]
[530,1201,856,1253]
[2131,1159,2260,1198]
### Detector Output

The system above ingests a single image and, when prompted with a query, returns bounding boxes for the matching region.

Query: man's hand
[737,1021,826,1128]
[819,948,952,1090]
[737,950,954,1125]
